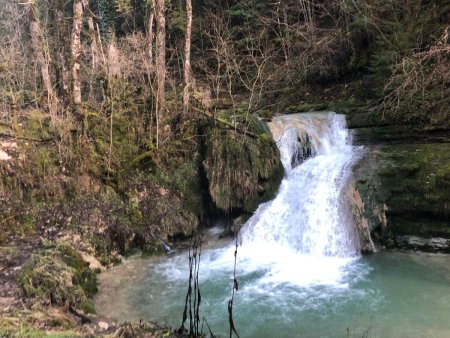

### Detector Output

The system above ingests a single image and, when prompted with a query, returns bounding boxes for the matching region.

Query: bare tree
[71,0,84,121]
[155,0,166,147]
[55,0,69,97]
[82,0,100,69]
[0,1,31,122]
[28,0,58,119]
[183,0,193,113]
[147,8,155,73]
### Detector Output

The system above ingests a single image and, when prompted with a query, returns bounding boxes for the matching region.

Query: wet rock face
[291,134,314,169]
[347,185,376,253]
[352,142,450,253]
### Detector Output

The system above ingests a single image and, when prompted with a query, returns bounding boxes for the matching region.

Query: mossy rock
[157,161,204,217]
[354,142,450,251]
[124,172,200,253]
[13,111,54,141]
[18,243,98,314]
[203,114,284,213]
[285,103,328,114]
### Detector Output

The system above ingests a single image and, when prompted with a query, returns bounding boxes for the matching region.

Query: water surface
[96,245,450,338]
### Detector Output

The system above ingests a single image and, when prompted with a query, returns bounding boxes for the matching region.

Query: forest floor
[0,236,39,315]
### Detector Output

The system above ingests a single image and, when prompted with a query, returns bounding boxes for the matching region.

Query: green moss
[18,243,98,314]
[328,98,367,115]
[355,142,450,242]
[285,103,328,114]
[203,116,284,212]
[13,111,54,141]
[161,161,203,216]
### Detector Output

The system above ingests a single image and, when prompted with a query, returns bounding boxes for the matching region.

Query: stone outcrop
[348,112,450,253]
[347,185,376,253]
[203,114,284,213]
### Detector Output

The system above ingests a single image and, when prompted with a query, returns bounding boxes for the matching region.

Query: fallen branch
[0,131,54,143]
[68,305,91,324]
[191,107,259,139]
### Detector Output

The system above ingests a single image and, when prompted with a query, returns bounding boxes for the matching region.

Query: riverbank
[0,110,282,336]
[0,232,205,337]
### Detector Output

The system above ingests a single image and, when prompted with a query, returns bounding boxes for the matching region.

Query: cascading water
[241,112,361,258]
[95,112,450,338]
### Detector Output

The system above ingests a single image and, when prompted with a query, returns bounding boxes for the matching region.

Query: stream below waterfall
[95,113,450,337]
[96,246,450,337]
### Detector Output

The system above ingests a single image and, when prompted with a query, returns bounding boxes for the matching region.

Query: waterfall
[241,112,361,257]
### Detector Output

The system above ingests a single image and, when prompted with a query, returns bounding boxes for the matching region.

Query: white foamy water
[217,112,362,288]
[153,112,363,289]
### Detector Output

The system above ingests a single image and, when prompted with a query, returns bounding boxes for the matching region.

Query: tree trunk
[107,42,120,77]
[71,0,84,120]
[97,0,119,77]
[183,0,193,113]
[56,0,69,97]
[82,0,100,69]
[28,0,58,118]
[148,11,154,73]
[155,0,166,147]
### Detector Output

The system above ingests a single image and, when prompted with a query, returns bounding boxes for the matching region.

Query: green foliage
[168,7,186,33]
[115,0,133,13]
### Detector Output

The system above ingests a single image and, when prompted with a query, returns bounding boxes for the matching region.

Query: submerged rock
[395,236,450,253]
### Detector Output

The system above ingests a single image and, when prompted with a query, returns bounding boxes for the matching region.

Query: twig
[203,317,216,338]
[0,132,54,142]
[0,215,17,226]
[228,233,240,338]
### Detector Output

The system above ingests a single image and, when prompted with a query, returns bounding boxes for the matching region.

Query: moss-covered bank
[18,243,98,314]
[0,108,284,257]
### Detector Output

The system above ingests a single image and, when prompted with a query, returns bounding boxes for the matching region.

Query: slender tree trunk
[155,0,166,147]
[148,11,154,73]
[71,0,84,121]
[183,0,193,113]
[28,0,58,118]
[82,0,100,69]
[56,0,69,96]
[97,0,120,77]
[107,41,120,77]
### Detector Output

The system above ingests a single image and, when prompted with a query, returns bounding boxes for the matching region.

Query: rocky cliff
[348,112,450,253]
